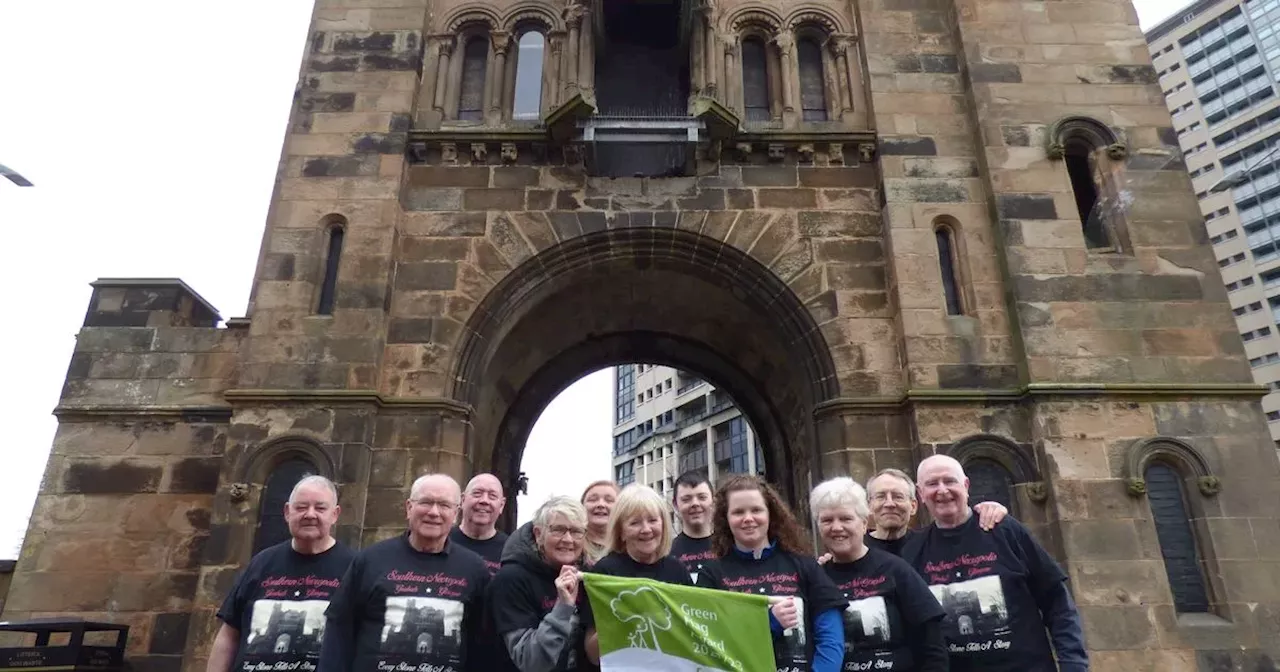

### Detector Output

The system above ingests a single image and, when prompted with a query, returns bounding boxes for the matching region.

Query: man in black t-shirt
[902,455,1089,672]
[209,475,355,672]
[450,472,509,575]
[668,471,718,585]
[319,473,489,672]
[866,468,1009,556]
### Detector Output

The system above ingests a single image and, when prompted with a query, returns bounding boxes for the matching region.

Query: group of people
[208,455,1089,672]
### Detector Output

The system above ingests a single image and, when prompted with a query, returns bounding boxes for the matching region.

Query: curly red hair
[711,475,812,556]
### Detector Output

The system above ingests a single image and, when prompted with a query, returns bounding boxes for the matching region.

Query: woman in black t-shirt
[582,484,694,664]
[811,477,948,672]
[703,475,848,672]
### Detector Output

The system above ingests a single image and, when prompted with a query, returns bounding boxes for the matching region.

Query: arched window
[254,457,317,553]
[316,221,344,315]
[935,224,963,315]
[1146,462,1211,613]
[965,458,1016,515]
[1065,141,1109,249]
[512,31,545,120]
[797,37,828,122]
[741,37,771,122]
[458,36,489,122]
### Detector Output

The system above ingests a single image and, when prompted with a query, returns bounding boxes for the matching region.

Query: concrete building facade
[611,364,761,494]
[5,0,1280,670]
[1148,0,1280,444]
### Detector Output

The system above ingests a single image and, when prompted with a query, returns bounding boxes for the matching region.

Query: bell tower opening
[595,0,690,116]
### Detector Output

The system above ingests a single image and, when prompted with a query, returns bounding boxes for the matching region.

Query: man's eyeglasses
[411,498,459,512]
[546,525,586,539]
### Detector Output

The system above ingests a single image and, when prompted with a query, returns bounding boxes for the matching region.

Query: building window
[615,460,635,486]
[935,224,964,315]
[965,458,1016,516]
[255,457,317,553]
[317,221,345,315]
[1268,410,1280,421]
[1145,462,1211,613]
[458,36,489,122]
[741,37,771,122]
[512,31,545,121]
[714,417,750,475]
[1065,143,1108,249]
[615,365,635,423]
[797,37,828,122]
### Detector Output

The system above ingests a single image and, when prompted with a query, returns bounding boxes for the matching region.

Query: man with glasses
[208,475,354,672]
[451,473,509,576]
[488,495,594,672]
[319,473,489,672]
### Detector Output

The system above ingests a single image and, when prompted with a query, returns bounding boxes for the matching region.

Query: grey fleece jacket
[494,522,583,672]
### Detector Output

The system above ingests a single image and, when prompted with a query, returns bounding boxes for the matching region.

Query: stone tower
[6,0,1280,669]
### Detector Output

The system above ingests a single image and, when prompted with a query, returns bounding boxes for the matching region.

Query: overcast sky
[0,0,1192,554]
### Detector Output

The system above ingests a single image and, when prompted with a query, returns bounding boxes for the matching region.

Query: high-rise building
[1147,0,1280,441]
[612,365,761,495]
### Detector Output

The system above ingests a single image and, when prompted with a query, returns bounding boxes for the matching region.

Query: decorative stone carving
[471,143,488,163]
[563,143,584,165]
[1124,437,1219,499]
[1125,477,1147,497]
[1106,143,1128,161]
[858,142,875,163]
[828,143,845,165]
[441,142,458,165]
[772,31,795,56]
[438,36,456,58]
[1045,115,1125,162]
[563,2,587,27]
[1198,475,1222,497]
[501,142,518,164]
[827,33,857,57]
[1026,481,1049,503]
[491,32,512,55]
[735,142,753,161]
[408,141,429,163]
[1047,143,1066,160]
[797,143,815,163]
[228,482,250,502]
[767,144,786,162]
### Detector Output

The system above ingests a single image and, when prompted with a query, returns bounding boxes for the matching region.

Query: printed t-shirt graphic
[902,515,1065,672]
[823,547,944,671]
[449,527,509,577]
[670,533,718,585]
[217,540,356,672]
[707,549,847,672]
[323,533,489,672]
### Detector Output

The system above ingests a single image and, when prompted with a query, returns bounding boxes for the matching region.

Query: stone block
[149,612,191,655]
[463,188,525,211]
[1063,519,1142,560]
[394,262,458,291]
[740,166,797,187]
[1077,604,1160,649]
[63,459,164,494]
[167,457,221,494]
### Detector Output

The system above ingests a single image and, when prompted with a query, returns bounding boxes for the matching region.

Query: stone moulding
[52,405,233,421]
[1045,115,1126,161]
[235,433,340,484]
[222,389,475,416]
[1123,436,1221,499]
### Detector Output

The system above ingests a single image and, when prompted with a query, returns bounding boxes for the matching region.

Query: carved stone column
[489,32,511,119]
[723,37,739,114]
[564,4,584,96]
[579,6,595,97]
[444,37,465,119]
[546,34,563,110]
[691,16,706,95]
[433,37,455,114]
[774,31,796,114]
[702,0,719,98]
[830,33,858,117]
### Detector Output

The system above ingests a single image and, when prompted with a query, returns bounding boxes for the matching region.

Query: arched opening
[1065,140,1109,249]
[452,228,837,528]
[1145,462,1211,613]
[512,31,544,121]
[797,36,828,122]
[458,35,489,122]
[254,456,318,553]
[316,219,345,315]
[965,457,1016,516]
[596,0,689,116]
[516,365,765,526]
[741,36,772,123]
[934,222,963,316]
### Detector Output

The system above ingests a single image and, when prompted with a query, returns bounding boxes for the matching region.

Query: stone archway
[450,226,839,517]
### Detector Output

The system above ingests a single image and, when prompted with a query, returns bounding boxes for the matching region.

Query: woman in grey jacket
[488,496,597,672]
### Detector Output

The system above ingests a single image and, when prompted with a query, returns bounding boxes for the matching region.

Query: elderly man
[319,473,489,672]
[902,455,1089,672]
[488,495,590,672]
[450,473,509,576]
[208,475,355,672]
[867,467,1008,556]
[669,471,717,584]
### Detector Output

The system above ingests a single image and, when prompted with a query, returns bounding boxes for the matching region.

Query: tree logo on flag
[609,587,674,652]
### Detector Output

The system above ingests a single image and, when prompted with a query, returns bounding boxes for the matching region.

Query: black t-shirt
[449,527,508,577]
[670,532,719,586]
[324,534,489,672]
[823,547,944,672]
[865,529,915,557]
[217,541,356,672]
[705,548,847,672]
[580,552,694,630]
[902,515,1066,672]
[488,560,588,672]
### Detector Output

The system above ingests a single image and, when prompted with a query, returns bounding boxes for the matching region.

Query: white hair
[866,468,917,501]
[533,495,588,530]
[410,473,461,501]
[809,477,871,522]
[289,475,338,504]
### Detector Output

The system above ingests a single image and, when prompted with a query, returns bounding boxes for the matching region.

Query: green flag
[582,572,775,672]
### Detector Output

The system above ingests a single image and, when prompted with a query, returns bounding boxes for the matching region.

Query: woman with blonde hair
[582,484,694,664]
[579,480,619,566]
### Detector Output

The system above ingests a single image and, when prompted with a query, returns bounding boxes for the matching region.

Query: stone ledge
[222,389,473,415]
[52,406,233,422]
